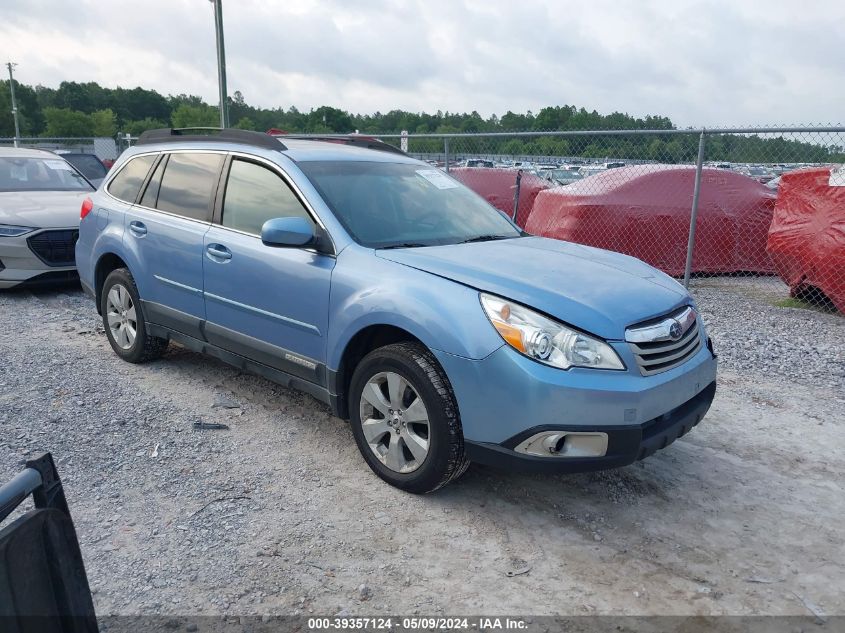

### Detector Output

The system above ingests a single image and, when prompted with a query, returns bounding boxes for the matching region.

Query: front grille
[27,230,79,267]
[626,307,702,376]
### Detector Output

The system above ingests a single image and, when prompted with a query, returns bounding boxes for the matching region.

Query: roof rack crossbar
[136,128,286,151]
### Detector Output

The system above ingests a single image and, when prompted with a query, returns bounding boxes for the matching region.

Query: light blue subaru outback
[76,129,717,493]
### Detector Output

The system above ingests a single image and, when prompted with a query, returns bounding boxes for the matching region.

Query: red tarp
[766,166,845,313]
[525,165,777,276]
[450,167,551,227]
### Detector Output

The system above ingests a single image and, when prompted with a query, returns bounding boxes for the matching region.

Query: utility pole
[210,0,229,128]
[6,62,21,147]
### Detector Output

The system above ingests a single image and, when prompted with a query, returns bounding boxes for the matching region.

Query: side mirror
[261,217,316,248]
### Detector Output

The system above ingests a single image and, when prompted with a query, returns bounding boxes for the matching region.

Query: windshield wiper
[459,234,514,244]
[379,242,429,250]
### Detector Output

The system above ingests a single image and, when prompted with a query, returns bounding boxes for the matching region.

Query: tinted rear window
[107,154,157,202]
[156,153,223,221]
[63,154,107,180]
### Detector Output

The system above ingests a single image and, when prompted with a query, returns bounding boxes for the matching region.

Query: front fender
[326,248,504,371]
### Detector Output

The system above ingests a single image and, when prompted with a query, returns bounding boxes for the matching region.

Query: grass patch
[774,297,811,309]
[774,295,837,314]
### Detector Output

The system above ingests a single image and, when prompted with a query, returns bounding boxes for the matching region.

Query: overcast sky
[1,0,843,126]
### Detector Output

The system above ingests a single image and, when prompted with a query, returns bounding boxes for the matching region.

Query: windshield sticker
[9,164,28,180]
[44,159,74,171]
[830,165,845,187]
[416,169,459,190]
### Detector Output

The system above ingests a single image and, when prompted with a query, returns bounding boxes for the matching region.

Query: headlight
[480,293,625,370]
[0,224,35,237]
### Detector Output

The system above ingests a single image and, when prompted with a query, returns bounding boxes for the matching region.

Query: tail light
[80,197,94,220]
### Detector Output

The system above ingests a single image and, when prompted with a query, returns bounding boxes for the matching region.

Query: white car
[0,148,94,289]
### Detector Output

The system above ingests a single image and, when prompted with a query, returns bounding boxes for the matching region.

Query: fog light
[514,431,608,458]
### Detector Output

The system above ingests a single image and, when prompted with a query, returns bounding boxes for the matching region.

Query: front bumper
[465,380,715,473]
[0,229,77,289]
[432,332,717,473]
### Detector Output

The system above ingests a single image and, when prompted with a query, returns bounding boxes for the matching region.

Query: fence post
[444,137,450,173]
[683,129,707,288]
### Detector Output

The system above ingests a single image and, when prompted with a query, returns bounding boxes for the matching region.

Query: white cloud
[0,0,842,126]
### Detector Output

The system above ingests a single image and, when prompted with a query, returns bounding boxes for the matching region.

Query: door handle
[129,221,147,237]
[206,243,232,261]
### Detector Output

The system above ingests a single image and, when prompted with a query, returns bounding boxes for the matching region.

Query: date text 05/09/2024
[307,617,529,630]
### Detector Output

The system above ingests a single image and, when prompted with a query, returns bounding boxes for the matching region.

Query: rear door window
[106,154,157,202]
[221,159,313,235]
[155,152,224,222]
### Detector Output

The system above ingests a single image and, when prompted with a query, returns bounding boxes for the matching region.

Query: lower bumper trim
[465,380,716,474]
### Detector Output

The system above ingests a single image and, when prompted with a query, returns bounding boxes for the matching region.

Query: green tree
[0,79,42,135]
[90,108,117,136]
[42,107,93,137]
[233,116,255,130]
[171,104,218,128]
[122,117,168,136]
[307,106,352,133]
[501,139,524,156]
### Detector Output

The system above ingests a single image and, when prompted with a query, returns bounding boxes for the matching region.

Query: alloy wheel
[105,283,137,350]
[358,371,430,473]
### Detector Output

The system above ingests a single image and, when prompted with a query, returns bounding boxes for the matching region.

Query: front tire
[349,342,469,493]
[101,268,168,363]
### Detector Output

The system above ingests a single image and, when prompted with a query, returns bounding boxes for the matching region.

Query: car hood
[376,236,690,340]
[0,191,89,229]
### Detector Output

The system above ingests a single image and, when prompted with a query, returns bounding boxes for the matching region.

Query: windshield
[299,161,522,248]
[0,157,94,192]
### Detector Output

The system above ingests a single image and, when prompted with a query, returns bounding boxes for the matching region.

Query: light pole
[6,62,21,147]
[209,0,229,128]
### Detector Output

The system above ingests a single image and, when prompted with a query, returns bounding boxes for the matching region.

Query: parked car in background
[0,148,94,289]
[463,159,495,168]
[536,168,585,186]
[767,166,845,313]
[449,166,551,226]
[54,151,109,187]
[739,165,775,184]
[526,164,777,276]
[77,128,716,494]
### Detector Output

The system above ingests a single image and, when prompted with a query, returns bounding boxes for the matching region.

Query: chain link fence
[0,136,120,160]
[369,126,844,317]
[6,127,842,317]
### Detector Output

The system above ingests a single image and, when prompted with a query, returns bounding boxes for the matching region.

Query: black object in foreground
[193,421,230,431]
[0,452,98,633]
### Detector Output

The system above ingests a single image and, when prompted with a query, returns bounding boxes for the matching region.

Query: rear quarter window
[107,154,157,203]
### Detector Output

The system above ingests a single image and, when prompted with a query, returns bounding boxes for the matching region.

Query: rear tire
[101,268,168,363]
[349,342,469,493]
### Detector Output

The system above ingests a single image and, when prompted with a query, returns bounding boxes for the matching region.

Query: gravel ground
[1,277,843,617]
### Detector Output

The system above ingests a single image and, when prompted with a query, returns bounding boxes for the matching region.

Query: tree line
[1,79,841,163]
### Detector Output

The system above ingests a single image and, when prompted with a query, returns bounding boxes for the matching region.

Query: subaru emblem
[669,320,683,340]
